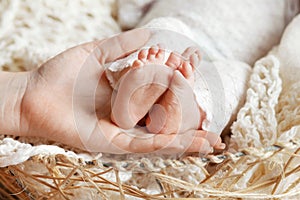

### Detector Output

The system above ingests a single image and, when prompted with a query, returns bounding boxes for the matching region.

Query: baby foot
[146,47,201,134]
[111,45,182,129]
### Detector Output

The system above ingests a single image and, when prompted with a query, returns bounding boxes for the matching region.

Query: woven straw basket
[1,0,300,199]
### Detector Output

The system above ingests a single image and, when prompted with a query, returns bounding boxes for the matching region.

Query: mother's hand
[17,28,214,154]
[20,29,146,152]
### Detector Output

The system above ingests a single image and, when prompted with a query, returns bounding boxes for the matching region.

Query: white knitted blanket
[0,0,120,72]
[231,14,300,151]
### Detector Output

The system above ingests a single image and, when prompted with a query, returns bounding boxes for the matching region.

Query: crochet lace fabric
[0,0,121,72]
[231,55,282,150]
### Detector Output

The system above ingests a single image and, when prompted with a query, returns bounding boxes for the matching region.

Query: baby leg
[146,47,201,134]
[111,45,226,151]
[145,47,226,150]
[111,45,183,129]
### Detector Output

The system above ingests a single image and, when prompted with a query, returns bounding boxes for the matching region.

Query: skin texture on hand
[0,71,30,135]
[20,29,153,152]
[1,28,223,154]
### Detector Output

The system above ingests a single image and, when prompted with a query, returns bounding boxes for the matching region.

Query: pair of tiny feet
[111,45,225,152]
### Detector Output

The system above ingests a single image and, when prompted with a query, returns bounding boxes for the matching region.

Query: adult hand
[12,28,215,154]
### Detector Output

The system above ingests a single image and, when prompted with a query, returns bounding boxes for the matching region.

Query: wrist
[0,71,31,136]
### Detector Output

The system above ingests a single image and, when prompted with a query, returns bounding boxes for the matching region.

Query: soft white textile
[138,0,299,65]
[0,0,121,71]
[231,14,300,149]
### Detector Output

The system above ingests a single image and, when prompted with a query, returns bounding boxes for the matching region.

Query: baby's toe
[180,61,195,86]
[190,52,201,70]
[148,45,159,60]
[138,49,148,62]
[165,52,182,69]
[182,47,201,70]
[182,46,199,58]
[155,48,165,61]
[132,60,143,68]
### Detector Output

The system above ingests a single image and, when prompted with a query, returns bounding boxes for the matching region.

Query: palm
[21,42,112,149]
[19,29,222,154]
[20,29,154,152]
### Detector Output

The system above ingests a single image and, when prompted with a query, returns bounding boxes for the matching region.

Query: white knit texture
[0,0,121,72]
[230,55,282,150]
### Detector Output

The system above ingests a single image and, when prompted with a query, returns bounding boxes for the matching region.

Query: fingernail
[217,143,226,149]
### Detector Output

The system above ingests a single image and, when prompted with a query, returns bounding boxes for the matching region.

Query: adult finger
[81,119,215,155]
[116,129,213,154]
[95,28,151,64]
[195,130,225,149]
